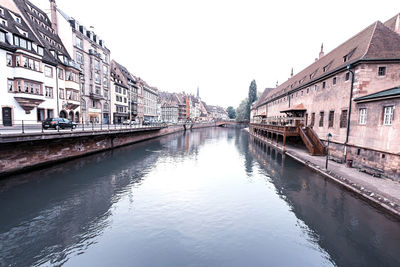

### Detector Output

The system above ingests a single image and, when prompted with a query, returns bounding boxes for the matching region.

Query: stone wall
[0,123,214,177]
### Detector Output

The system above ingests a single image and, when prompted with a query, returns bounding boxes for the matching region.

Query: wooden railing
[305,127,326,155]
[298,126,315,155]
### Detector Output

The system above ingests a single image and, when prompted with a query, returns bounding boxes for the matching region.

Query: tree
[246,80,258,120]
[226,106,236,119]
[236,98,248,121]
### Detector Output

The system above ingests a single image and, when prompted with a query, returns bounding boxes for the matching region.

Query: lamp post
[326,133,332,170]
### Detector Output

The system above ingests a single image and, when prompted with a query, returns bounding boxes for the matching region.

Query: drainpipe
[55,67,60,116]
[344,64,355,161]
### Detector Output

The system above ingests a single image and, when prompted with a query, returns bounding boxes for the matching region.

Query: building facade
[51,0,111,124]
[251,15,400,180]
[0,0,80,126]
[137,78,157,122]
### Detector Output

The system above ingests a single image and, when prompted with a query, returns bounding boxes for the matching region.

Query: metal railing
[252,116,305,127]
[0,120,166,135]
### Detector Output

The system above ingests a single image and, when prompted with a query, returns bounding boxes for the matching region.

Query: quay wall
[0,123,215,177]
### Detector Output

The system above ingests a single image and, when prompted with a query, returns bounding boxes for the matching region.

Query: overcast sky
[33,0,399,108]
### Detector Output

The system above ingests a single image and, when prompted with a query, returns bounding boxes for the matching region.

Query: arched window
[68,111,74,121]
[59,110,67,118]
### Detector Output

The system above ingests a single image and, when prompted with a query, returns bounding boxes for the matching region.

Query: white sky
[32,0,399,108]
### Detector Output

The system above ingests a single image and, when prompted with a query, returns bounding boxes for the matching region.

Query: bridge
[216,120,249,127]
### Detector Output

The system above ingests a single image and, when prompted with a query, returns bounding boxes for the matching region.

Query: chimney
[290,67,293,77]
[49,0,58,34]
[319,43,324,59]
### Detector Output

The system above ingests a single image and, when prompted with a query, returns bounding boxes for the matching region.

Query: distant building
[137,78,158,122]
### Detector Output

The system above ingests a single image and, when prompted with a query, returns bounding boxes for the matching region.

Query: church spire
[319,43,324,59]
[196,86,199,98]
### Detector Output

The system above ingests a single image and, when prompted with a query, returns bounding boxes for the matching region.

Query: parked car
[42,118,76,130]
[143,119,151,125]
[123,120,139,125]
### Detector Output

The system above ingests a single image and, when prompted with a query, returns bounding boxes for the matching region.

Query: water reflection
[0,128,398,267]
[249,135,400,267]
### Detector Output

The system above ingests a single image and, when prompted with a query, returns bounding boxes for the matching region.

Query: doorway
[2,107,12,126]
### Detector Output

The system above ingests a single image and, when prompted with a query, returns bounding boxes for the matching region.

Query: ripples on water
[0,128,399,267]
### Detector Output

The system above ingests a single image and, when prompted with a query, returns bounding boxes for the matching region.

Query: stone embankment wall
[0,123,215,177]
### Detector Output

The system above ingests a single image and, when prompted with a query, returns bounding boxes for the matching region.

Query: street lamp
[326,133,332,169]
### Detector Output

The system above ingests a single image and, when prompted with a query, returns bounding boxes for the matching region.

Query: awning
[280,103,307,113]
[254,112,266,117]
[354,86,400,103]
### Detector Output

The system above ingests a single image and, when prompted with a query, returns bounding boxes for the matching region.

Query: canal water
[0,128,399,267]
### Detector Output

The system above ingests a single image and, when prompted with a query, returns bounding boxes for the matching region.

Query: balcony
[89,92,104,100]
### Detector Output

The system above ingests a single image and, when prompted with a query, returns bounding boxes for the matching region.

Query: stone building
[0,0,80,126]
[110,60,138,124]
[251,15,400,180]
[137,78,157,122]
[50,0,111,124]
[174,93,186,122]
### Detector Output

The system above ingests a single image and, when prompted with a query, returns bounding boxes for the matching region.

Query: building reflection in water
[0,129,399,267]
[0,129,220,266]
[248,135,400,267]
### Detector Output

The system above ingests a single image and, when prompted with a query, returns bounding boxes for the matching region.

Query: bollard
[22,120,24,134]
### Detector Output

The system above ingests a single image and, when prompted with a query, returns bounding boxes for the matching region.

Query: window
[58,68,64,79]
[20,38,26,49]
[59,88,64,99]
[0,31,5,43]
[76,52,83,64]
[35,84,40,94]
[319,112,324,127]
[47,109,53,119]
[95,73,100,83]
[6,54,12,66]
[378,66,386,76]
[14,35,19,46]
[37,108,45,122]
[22,56,28,67]
[322,81,326,89]
[340,110,348,128]
[34,61,40,71]
[81,99,86,109]
[103,65,108,75]
[8,79,13,92]
[37,46,44,56]
[94,60,100,70]
[76,37,83,49]
[333,77,337,85]
[345,72,350,81]
[383,106,394,125]
[359,108,367,125]
[44,66,53,77]
[66,89,71,100]
[328,110,334,127]
[28,59,34,69]
[45,86,53,98]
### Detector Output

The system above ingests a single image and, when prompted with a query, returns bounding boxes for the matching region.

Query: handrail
[306,127,326,154]
[298,126,315,155]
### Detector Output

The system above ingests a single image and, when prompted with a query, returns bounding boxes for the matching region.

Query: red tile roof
[254,18,400,109]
